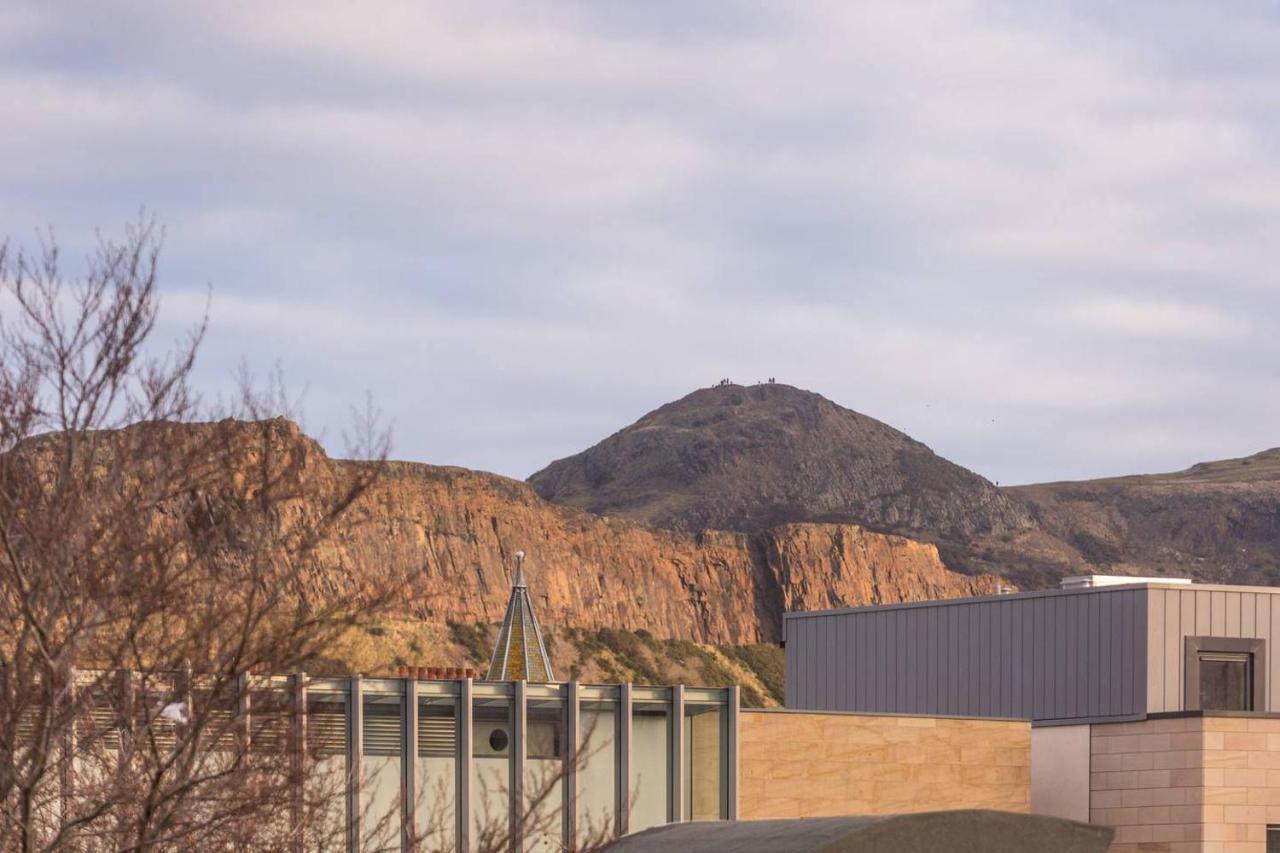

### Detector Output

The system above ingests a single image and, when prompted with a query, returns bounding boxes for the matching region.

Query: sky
[2,1,1278,485]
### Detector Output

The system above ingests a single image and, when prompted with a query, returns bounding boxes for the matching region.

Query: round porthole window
[488,728,509,751]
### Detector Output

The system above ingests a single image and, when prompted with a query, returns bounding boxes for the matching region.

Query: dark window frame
[1184,636,1266,712]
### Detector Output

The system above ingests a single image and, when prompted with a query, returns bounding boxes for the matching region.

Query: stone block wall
[1090,715,1280,853]
[738,709,1031,819]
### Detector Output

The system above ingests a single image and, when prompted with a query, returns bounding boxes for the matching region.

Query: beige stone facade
[1091,715,1280,853]
[738,709,1031,819]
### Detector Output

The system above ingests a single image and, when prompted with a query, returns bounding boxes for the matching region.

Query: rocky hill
[529,383,1032,542]
[528,382,1280,590]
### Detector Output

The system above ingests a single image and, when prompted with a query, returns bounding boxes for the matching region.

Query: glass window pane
[361,693,403,852]
[577,701,616,846]
[416,697,456,852]
[682,704,724,821]
[526,700,565,852]
[629,703,669,833]
[473,699,512,845]
[1200,654,1251,711]
[1267,825,1280,853]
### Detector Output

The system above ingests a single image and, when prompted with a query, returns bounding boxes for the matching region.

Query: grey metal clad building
[784,577,1280,724]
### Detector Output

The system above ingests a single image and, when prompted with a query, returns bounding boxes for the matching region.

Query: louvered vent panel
[86,705,122,750]
[203,708,237,749]
[147,719,178,751]
[14,709,38,744]
[362,711,402,757]
[308,712,347,757]
[418,714,456,757]
[250,714,288,752]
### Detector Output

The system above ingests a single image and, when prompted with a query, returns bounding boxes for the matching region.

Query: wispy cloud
[1064,296,1243,340]
[1,0,1278,484]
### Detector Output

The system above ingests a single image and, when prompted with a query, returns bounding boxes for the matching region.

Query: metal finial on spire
[514,550,526,588]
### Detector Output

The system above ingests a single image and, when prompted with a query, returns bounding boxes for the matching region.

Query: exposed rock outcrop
[326,447,1000,644]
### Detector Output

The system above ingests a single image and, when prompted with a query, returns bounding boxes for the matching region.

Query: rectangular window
[576,700,617,846]
[682,703,725,821]
[1268,824,1280,853]
[1184,637,1266,712]
[1200,653,1252,711]
[629,702,670,833]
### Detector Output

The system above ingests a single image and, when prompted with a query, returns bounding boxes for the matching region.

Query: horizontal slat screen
[86,704,122,750]
[419,713,456,757]
[363,709,403,757]
[308,711,347,757]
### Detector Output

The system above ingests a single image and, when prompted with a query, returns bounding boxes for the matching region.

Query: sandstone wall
[737,709,1030,819]
[1092,715,1280,853]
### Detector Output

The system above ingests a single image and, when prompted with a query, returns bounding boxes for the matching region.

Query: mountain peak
[529,383,1031,541]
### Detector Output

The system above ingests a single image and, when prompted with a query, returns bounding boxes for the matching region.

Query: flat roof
[783,580,1280,621]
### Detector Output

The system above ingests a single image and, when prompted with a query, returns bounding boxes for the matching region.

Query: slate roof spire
[485,550,555,682]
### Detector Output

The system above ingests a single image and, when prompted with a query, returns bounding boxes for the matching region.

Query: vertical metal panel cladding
[1145,587,1280,714]
[784,587,1149,723]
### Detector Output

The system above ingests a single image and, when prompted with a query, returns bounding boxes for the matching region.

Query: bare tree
[0,220,407,851]
[0,221,628,853]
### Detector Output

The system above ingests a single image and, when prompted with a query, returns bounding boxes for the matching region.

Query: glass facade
[576,698,617,845]
[682,702,724,821]
[629,700,671,833]
[147,677,734,852]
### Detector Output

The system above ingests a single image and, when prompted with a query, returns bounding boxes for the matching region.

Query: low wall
[738,709,1031,819]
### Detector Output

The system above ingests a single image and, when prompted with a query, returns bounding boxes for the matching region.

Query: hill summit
[529,383,1032,542]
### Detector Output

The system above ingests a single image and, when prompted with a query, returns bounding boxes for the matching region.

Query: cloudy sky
[2,1,1278,485]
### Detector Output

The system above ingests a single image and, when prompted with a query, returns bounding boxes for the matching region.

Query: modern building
[303,672,738,851]
[784,576,1280,853]
[276,674,1031,852]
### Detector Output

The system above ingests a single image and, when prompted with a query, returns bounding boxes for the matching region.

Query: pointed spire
[513,550,527,588]
[485,550,555,683]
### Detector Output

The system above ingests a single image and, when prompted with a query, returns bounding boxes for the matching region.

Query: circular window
[488,728,509,752]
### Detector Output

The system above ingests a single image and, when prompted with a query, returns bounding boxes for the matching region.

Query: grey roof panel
[605,810,1113,853]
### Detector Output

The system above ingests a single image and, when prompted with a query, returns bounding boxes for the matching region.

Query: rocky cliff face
[528,383,1031,543]
[330,451,999,645]
[155,418,999,646]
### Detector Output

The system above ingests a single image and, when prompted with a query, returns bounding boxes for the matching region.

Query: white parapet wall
[1030,724,1091,823]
